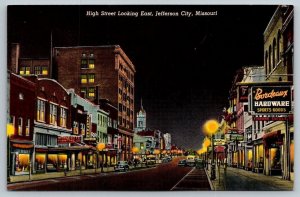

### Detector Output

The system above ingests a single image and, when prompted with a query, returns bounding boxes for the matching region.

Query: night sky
[7,5,277,150]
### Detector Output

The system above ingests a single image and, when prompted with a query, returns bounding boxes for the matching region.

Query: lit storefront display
[254,144,264,172]
[35,153,46,172]
[15,153,30,175]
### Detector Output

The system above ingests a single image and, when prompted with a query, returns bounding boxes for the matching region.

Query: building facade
[53,45,136,161]
[136,99,146,132]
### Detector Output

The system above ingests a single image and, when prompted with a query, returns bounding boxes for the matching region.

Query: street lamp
[154,149,160,164]
[203,119,219,180]
[97,143,105,173]
[7,123,14,181]
[132,146,139,167]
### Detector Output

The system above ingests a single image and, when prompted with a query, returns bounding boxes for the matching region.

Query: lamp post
[97,143,105,173]
[132,146,139,168]
[203,119,219,180]
[7,123,14,182]
[154,149,160,164]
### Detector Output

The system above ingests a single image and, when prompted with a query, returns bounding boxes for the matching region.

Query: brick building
[53,45,136,160]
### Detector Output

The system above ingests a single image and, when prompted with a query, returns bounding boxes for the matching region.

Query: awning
[12,143,34,149]
[263,130,281,140]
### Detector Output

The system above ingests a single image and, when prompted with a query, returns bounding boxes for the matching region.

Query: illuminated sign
[251,86,292,114]
[58,136,82,144]
[238,86,249,102]
[214,139,225,146]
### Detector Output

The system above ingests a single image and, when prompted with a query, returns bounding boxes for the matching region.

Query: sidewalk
[206,165,294,191]
[8,164,155,184]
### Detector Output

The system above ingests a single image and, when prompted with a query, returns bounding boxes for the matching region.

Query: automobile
[178,159,187,166]
[114,161,130,172]
[162,157,169,163]
[146,155,156,165]
[186,155,196,167]
[165,156,172,162]
[195,158,205,169]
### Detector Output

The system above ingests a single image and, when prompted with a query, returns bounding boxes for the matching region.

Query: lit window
[88,74,95,83]
[34,66,42,75]
[49,103,57,125]
[60,107,67,127]
[42,66,48,75]
[81,59,88,69]
[80,88,87,98]
[89,59,95,69]
[80,123,85,135]
[81,74,87,84]
[25,119,30,136]
[18,117,23,136]
[19,66,30,75]
[37,99,45,122]
[88,87,95,98]
[73,121,78,134]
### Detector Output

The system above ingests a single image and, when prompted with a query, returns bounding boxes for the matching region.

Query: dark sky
[7,5,277,150]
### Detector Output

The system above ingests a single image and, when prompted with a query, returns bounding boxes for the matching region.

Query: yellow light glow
[132,146,139,154]
[203,137,211,147]
[97,143,106,151]
[154,149,160,155]
[7,123,15,137]
[203,119,219,135]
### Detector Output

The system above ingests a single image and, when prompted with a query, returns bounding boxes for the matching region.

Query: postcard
[6,5,294,191]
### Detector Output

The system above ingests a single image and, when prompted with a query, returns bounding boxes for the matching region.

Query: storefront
[253,140,264,173]
[245,147,253,171]
[10,142,34,176]
[263,130,283,176]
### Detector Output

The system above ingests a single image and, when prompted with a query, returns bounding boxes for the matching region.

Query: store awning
[12,143,34,149]
[263,130,281,140]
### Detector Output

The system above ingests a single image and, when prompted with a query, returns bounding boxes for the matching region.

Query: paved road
[8,157,194,191]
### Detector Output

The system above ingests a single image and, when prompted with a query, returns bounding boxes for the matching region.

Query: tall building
[53,45,136,160]
[136,99,146,132]
[163,133,172,150]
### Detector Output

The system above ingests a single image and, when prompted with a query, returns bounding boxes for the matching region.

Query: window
[81,59,88,69]
[118,116,122,125]
[37,99,45,122]
[88,87,95,98]
[73,121,79,134]
[81,74,87,84]
[19,66,30,75]
[60,107,67,127]
[25,119,30,136]
[119,103,122,112]
[42,66,48,75]
[88,74,95,83]
[80,88,87,97]
[34,66,42,75]
[89,59,95,69]
[35,133,57,146]
[49,103,57,125]
[80,123,85,135]
[18,117,23,136]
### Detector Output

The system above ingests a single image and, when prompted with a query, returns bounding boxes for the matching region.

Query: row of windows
[73,121,86,135]
[118,116,133,129]
[19,66,48,76]
[10,116,30,137]
[35,133,57,146]
[80,87,96,98]
[81,58,95,69]
[119,77,134,95]
[37,99,68,127]
[98,114,108,127]
[265,30,282,75]
[119,64,134,82]
[118,103,133,115]
[81,74,95,84]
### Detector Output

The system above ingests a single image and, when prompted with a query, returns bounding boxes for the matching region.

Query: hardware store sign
[251,86,291,114]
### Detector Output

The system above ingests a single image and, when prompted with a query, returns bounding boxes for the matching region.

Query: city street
[8,157,211,191]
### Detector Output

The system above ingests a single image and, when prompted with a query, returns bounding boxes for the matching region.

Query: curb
[204,168,214,191]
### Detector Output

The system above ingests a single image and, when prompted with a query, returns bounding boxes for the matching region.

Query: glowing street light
[97,143,106,173]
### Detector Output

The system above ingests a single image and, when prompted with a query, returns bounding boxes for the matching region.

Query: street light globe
[7,123,14,137]
[132,146,139,154]
[97,142,105,151]
[154,149,160,155]
[203,137,211,147]
[203,119,219,135]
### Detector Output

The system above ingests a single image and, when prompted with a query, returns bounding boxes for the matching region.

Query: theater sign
[250,86,292,114]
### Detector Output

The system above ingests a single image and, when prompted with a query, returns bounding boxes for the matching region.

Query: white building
[163,133,171,150]
[135,99,146,132]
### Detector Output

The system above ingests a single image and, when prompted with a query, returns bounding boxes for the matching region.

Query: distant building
[135,99,146,132]
[163,133,172,150]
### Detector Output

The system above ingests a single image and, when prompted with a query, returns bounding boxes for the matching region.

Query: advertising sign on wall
[251,86,292,114]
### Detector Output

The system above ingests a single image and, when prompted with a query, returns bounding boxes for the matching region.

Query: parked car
[178,159,187,167]
[114,161,130,172]
[186,155,196,167]
[146,155,156,165]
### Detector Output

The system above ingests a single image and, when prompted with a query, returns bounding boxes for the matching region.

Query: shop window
[60,107,67,127]
[58,154,68,169]
[80,87,87,98]
[88,87,95,98]
[18,117,23,136]
[35,154,46,171]
[15,153,30,174]
[47,154,58,172]
[88,59,95,69]
[270,148,281,169]
[88,74,95,83]
[42,66,48,75]
[49,103,57,125]
[37,99,45,122]
[34,66,42,75]
[25,119,30,136]
[81,74,87,84]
